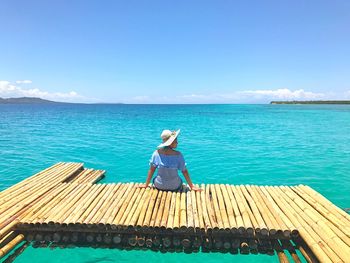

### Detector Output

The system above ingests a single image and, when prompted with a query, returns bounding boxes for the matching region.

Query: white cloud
[0,80,87,102]
[131,95,150,102]
[177,93,237,103]
[239,88,325,101]
[15,80,32,84]
[178,88,325,103]
[345,90,350,99]
[129,88,326,104]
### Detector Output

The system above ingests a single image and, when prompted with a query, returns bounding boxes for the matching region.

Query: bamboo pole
[0,164,75,215]
[86,184,117,225]
[0,167,60,210]
[240,239,249,254]
[78,169,97,183]
[1,180,72,231]
[135,187,153,229]
[198,184,211,232]
[219,184,237,232]
[294,239,320,263]
[1,241,28,263]
[142,188,159,230]
[254,186,289,237]
[162,236,171,248]
[0,231,17,249]
[84,170,105,184]
[113,234,122,244]
[209,184,223,231]
[78,184,108,225]
[214,184,230,231]
[298,185,350,224]
[240,185,268,237]
[118,184,144,227]
[203,184,218,231]
[18,183,67,226]
[59,163,84,182]
[186,189,194,232]
[230,185,253,236]
[153,188,167,229]
[292,186,350,232]
[272,240,290,263]
[0,162,64,201]
[275,186,350,261]
[181,237,191,248]
[284,187,350,246]
[99,183,126,226]
[148,189,163,230]
[145,236,153,247]
[113,183,140,227]
[54,184,94,226]
[40,183,86,225]
[105,183,134,227]
[236,185,259,236]
[137,236,145,246]
[173,191,181,231]
[103,234,112,244]
[0,234,24,258]
[265,186,338,262]
[64,184,103,225]
[231,238,240,249]
[292,186,350,235]
[246,185,278,236]
[79,170,96,184]
[160,191,172,230]
[68,169,93,183]
[166,191,177,230]
[125,187,148,228]
[31,183,80,225]
[0,223,20,246]
[259,186,294,238]
[47,184,91,225]
[179,189,187,231]
[190,186,200,231]
[1,163,83,220]
[280,239,302,263]
[21,183,71,226]
[225,184,244,235]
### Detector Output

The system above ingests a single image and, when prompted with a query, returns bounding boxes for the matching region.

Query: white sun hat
[157,129,180,148]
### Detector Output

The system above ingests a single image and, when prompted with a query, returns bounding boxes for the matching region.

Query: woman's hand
[190,185,203,192]
[138,184,149,189]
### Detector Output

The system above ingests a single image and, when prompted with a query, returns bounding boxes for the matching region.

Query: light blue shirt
[150,150,186,191]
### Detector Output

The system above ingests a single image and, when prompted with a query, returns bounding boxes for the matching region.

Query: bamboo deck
[0,163,350,262]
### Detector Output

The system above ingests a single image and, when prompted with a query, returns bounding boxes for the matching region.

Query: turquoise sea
[1,104,349,262]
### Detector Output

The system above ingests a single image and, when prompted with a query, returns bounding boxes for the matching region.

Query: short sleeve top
[149,150,187,171]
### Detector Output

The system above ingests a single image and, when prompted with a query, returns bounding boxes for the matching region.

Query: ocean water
[1,104,349,262]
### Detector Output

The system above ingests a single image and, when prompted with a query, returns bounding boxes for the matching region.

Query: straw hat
[157,129,180,148]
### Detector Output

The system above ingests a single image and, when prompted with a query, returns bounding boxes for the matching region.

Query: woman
[140,129,202,191]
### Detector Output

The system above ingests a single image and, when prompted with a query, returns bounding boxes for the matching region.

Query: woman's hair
[163,146,171,150]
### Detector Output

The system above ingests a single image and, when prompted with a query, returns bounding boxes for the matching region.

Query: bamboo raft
[0,163,350,262]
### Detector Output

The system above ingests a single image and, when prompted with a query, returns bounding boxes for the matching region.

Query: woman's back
[150,149,186,190]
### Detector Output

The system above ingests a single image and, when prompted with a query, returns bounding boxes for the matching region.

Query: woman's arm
[182,169,202,191]
[139,165,156,188]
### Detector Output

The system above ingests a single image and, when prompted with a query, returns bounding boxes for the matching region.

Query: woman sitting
[140,129,201,192]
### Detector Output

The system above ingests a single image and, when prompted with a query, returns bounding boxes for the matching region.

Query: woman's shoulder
[157,148,181,156]
[172,150,182,156]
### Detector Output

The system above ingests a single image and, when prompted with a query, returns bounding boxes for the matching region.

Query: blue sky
[1,0,349,103]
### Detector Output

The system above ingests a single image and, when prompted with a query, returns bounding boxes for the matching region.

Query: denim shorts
[152,177,183,192]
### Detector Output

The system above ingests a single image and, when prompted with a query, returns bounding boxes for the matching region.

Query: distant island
[270,100,350,105]
[0,97,65,104]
